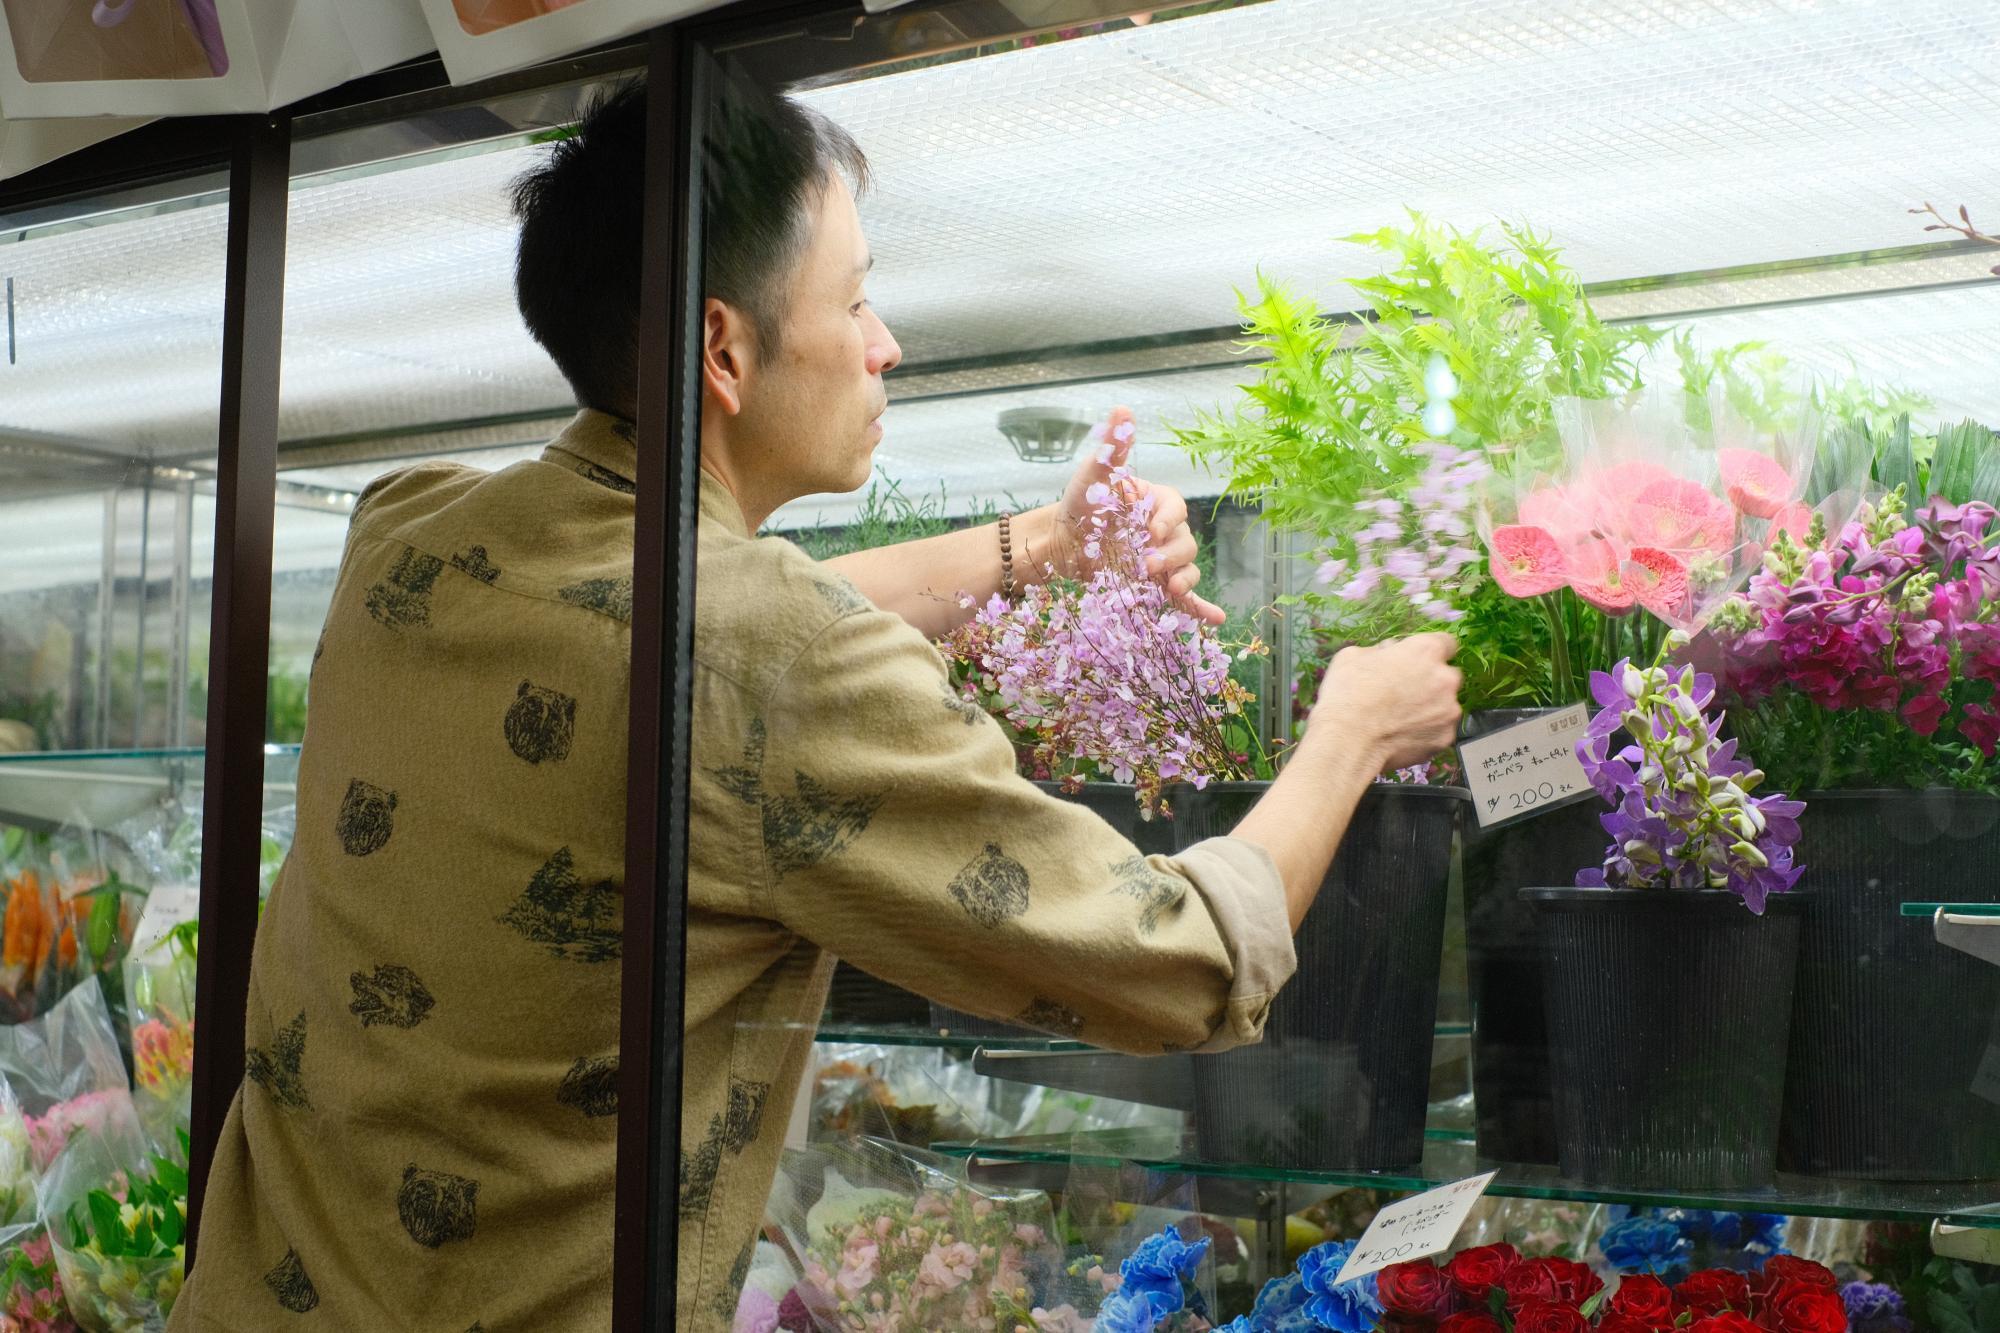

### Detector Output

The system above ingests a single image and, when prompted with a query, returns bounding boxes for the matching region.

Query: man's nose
[866,311,902,376]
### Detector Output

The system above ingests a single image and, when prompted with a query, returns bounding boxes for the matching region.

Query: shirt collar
[540,409,752,538]
[541,409,638,493]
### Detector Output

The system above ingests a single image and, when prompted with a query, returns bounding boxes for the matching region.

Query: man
[172,78,1460,1331]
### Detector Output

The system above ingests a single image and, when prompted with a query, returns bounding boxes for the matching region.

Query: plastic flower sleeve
[1480,384,1826,633]
[35,1094,178,1333]
[0,983,134,1176]
[769,1136,1063,1330]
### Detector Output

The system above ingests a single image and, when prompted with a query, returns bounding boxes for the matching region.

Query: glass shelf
[812,1021,1472,1053]
[929,1125,2000,1229]
[814,1024,1093,1054]
[0,746,301,831]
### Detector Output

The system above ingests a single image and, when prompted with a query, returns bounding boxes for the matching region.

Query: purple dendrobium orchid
[1575,637,1805,912]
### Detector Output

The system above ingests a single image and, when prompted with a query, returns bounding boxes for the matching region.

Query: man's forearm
[824,504,1061,638]
[1229,707,1389,931]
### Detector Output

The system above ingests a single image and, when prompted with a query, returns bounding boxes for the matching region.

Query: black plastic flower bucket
[1175,781,1465,1171]
[1527,886,1805,1191]
[927,780,1177,1038]
[1458,709,1608,1164]
[1778,789,2000,1180]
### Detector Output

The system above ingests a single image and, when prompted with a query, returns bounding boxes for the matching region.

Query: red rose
[1597,1317,1658,1333]
[1763,1281,1848,1333]
[1606,1274,1677,1329]
[1438,1315,1505,1333]
[1512,1299,1591,1333]
[1444,1244,1521,1302]
[1677,1269,1753,1315]
[1500,1259,1560,1310]
[1379,1259,1461,1320]
[1687,1315,1764,1333]
[1759,1257,1838,1292]
[1542,1257,1605,1306]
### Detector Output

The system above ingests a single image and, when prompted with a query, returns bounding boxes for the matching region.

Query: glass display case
[1,1,1999,1330]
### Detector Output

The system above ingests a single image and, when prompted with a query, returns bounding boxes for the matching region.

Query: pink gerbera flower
[1624,477,1735,554]
[1720,448,1795,520]
[1566,537,1637,614]
[1488,525,1569,597]
[1624,547,1693,621]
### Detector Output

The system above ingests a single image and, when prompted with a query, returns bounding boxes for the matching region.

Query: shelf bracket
[1931,1220,2000,1265]
[1934,908,2000,968]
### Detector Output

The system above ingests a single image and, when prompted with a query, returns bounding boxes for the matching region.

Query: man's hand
[1309,634,1464,770]
[1049,407,1225,625]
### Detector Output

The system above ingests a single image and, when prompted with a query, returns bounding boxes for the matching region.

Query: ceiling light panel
[803,0,2000,361]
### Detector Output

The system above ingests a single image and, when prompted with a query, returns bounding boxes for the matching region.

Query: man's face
[736,175,902,500]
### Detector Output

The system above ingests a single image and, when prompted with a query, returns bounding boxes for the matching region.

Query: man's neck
[697,447,773,533]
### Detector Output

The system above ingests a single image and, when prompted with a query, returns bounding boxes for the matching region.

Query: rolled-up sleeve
[738,601,1295,1055]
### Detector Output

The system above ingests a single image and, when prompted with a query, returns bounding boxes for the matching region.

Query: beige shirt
[170,410,1293,1332]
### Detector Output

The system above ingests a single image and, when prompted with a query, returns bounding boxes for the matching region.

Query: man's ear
[702,297,754,417]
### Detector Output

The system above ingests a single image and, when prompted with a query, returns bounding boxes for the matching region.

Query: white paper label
[1333,1171,1499,1286]
[1458,705,1595,829]
[130,882,200,958]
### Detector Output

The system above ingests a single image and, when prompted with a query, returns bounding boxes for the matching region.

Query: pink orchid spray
[1314,441,1490,626]
[943,451,1264,811]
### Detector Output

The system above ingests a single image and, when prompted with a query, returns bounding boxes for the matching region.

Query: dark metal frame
[0,0,1161,1321]
[184,114,292,1258]
[615,25,706,1328]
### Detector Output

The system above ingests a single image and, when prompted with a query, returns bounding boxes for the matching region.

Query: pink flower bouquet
[790,1172,1060,1332]
[1481,390,1824,633]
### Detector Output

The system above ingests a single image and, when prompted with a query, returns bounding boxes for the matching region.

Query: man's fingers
[1147,523,1198,574]
[1148,489,1189,543]
[1180,590,1227,624]
[1096,406,1137,468]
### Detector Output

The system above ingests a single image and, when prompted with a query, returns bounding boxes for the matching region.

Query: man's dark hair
[511,77,871,418]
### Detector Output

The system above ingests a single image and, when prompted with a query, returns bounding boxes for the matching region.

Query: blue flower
[1711,1212,1787,1252]
[1094,1284,1181,1333]
[1248,1271,1321,1333]
[1841,1279,1914,1332]
[1601,1215,1694,1277]
[1119,1226,1211,1302]
[1297,1241,1382,1333]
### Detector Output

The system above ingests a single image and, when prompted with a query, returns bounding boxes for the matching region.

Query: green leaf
[1579,1289,1606,1319]
[1876,414,1919,511]
[88,1189,126,1252]
[1,827,22,862]
[1808,418,1877,504]
[153,1157,189,1196]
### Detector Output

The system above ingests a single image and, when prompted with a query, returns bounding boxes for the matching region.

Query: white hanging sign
[1457,704,1596,830]
[1333,1171,1499,1286]
[0,102,149,182]
[0,0,434,120]
[419,0,730,86]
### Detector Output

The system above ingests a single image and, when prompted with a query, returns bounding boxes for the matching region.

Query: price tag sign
[130,881,200,958]
[1333,1171,1499,1286]
[1457,705,1596,830]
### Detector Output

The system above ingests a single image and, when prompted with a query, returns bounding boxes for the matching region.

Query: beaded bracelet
[999,512,1016,600]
